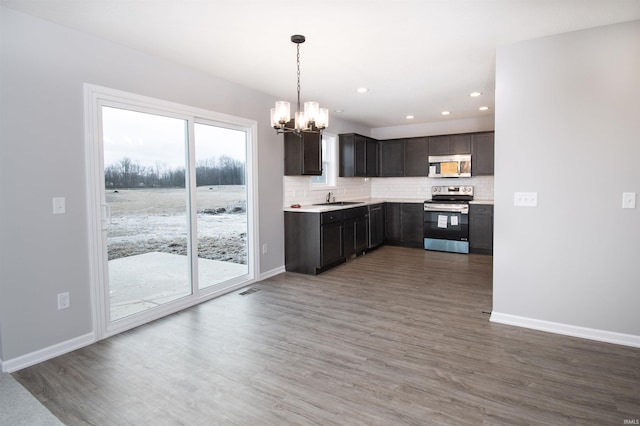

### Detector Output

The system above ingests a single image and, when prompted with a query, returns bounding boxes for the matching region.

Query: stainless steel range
[424,185,473,254]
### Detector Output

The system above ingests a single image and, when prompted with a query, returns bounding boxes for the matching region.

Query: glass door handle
[101,203,111,230]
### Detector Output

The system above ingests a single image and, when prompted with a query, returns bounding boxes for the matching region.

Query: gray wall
[371,116,494,140]
[0,7,365,363]
[493,20,640,336]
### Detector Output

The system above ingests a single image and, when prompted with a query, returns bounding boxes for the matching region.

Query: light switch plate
[514,192,538,207]
[622,192,636,209]
[53,197,66,214]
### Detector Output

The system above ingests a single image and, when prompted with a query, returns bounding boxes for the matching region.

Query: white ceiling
[4,0,640,128]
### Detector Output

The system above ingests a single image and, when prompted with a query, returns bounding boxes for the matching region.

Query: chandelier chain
[296,43,301,112]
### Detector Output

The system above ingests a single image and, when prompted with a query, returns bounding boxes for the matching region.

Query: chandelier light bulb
[294,111,306,131]
[272,101,290,128]
[316,108,329,129]
[304,101,319,124]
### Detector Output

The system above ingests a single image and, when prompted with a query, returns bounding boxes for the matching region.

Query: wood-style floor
[14,246,640,425]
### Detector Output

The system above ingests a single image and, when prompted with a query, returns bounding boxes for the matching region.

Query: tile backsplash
[371,175,494,201]
[283,175,494,207]
[283,176,372,207]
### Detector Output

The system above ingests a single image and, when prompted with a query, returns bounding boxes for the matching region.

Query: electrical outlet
[622,192,636,209]
[262,244,268,254]
[53,197,66,214]
[57,292,70,310]
[514,192,538,207]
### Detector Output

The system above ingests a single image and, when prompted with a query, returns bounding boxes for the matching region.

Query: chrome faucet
[326,191,333,203]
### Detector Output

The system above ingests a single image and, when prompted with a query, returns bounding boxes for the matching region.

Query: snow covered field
[106,186,247,264]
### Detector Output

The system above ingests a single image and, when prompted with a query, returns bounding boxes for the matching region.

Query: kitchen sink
[313,201,364,206]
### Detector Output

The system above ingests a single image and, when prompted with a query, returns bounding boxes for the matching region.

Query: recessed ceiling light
[479,106,489,111]
[356,87,369,93]
[406,115,414,120]
[441,111,451,116]
[334,109,344,113]
[470,92,482,97]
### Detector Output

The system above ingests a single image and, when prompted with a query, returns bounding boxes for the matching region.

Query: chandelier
[270,35,329,136]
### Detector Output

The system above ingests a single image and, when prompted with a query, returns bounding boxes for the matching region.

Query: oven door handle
[424,204,469,214]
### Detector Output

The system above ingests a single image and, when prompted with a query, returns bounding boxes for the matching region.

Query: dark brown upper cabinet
[338,130,494,177]
[379,139,405,177]
[428,134,472,156]
[404,137,429,176]
[339,133,378,177]
[471,132,495,176]
[284,129,322,176]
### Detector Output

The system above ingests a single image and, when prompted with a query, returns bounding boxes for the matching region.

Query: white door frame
[84,84,260,340]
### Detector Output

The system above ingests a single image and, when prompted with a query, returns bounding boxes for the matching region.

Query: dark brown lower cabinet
[368,204,385,248]
[384,203,402,242]
[321,221,344,267]
[401,203,424,248]
[285,210,344,275]
[384,202,424,248]
[285,206,374,275]
[469,203,494,255]
[286,202,426,275]
[343,207,369,259]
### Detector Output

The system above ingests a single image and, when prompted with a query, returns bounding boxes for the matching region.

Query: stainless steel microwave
[428,154,471,178]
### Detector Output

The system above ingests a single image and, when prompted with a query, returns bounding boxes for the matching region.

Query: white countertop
[285,197,495,212]
[284,197,495,212]
[284,198,422,213]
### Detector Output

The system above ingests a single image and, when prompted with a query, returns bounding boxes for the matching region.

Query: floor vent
[239,288,260,296]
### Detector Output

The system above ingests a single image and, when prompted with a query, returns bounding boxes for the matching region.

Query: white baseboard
[260,265,285,281]
[1,267,286,373]
[1,332,96,373]
[490,312,640,348]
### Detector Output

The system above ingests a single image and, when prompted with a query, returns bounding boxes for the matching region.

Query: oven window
[423,211,469,241]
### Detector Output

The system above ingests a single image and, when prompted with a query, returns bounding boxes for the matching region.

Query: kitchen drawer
[321,211,344,225]
[470,204,493,215]
[342,206,368,220]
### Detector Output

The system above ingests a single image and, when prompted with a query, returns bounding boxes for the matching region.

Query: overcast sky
[102,106,246,170]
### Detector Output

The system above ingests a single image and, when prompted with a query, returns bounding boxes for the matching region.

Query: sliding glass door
[102,107,192,321]
[86,84,256,337]
[194,123,249,290]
